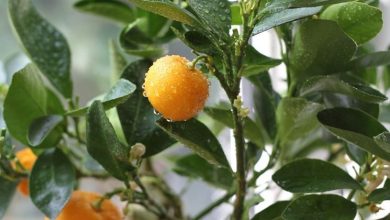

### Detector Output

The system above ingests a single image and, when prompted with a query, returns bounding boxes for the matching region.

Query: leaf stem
[133,174,172,219]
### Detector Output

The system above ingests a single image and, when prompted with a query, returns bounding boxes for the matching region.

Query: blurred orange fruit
[144,55,209,121]
[44,191,121,220]
[14,148,37,196]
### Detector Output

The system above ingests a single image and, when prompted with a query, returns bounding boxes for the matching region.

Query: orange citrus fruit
[44,191,121,220]
[144,55,209,121]
[14,148,37,196]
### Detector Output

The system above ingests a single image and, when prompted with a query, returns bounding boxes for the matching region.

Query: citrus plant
[1,0,390,220]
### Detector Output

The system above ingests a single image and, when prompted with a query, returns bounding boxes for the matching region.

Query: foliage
[0,0,389,219]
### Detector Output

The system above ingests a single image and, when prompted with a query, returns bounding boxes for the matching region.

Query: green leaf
[87,101,132,180]
[273,159,362,193]
[204,107,265,148]
[374,132,390,153]
[157,118,230,169]
[252,201,290,220]
[345,143,367,165]
[109,39,128,83]
[276,98,325,146]
[30,149,75,219]
[119,21,165,58]
[244,195,264,220]
[253,7,321,35]
[248,73,279,140]
[299,75,387,103]
[267,0,353,8]
[8,0,73,98]
[318,107,390,161]
[4,64,47,145]
[127,0,199,26]
[231,3,242,25]
[117,59,176,157]
[368,179,390,202]
[136,9,170,38]
[74,0,135,23]
[171,28,216,55]
[188,0,231,40]
[320,2,382,44]
[290,20,356,83]
[67,79,136,116]
[66,144,107,177]
[347,51,390,69]
[28,115,63,147]
[173,154,233,189]
[282,194,357,220]
[0,177,18,219]
[323,93,379,118]
[242,46,282,77]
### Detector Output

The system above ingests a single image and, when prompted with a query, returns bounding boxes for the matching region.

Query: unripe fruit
[144,55,209,121]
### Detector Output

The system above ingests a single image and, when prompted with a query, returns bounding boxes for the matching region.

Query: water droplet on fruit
[153,109,160,116]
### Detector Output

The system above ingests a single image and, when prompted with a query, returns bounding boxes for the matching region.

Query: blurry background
[0,0,390,219]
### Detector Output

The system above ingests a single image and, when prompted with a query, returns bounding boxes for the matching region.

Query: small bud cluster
[233,95,250,119]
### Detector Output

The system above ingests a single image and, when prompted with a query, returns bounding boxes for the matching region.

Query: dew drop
[153,109,161,115]
[142,91,147,97]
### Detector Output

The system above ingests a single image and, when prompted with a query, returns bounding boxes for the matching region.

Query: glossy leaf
[368,179,390,202]
[290,20,356,83]
[276,98,325,146]
[242,46,282,77]
[67,79,136,116]
[171,28,216,54]
[119,21,165,58]
[323,93,379,118]
[253,7,321,35]
[87,101,131,180]
[0,177,17,219]
[128,0,199,26]
[204,107,265,148]
[28,115,63,146]
[345,143,367,165]
[318,107,390,161]
[157,118,230,169]
[299,75,387,103]
[136,8,170,38]
[347,51,390,69]
[267,0,353,8]
[117,59,176,157]
[173,154,233,189]
[252,201,290,220]
[248,73,279,140]
[30,149,75,219]
[4,64,48,145]
[374,132,390,153]
[74,0,135,23]
[8,0,72,97]
[109,39,128,83]
[188,0,231,40]
[282,194,357,220]
[273,159,362,193]
[321,2,382,44]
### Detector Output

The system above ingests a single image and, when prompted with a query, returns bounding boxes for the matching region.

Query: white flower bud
[129,143,146,160]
